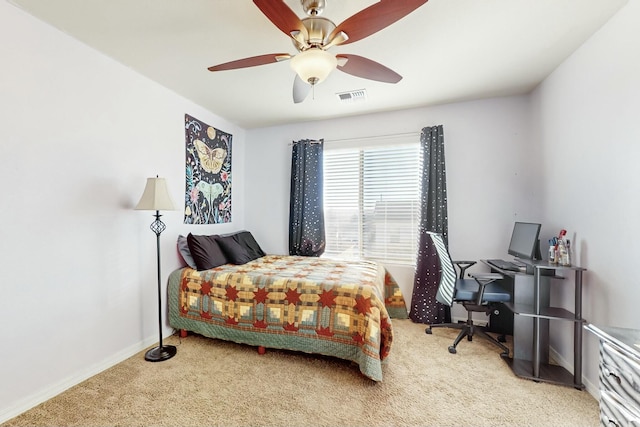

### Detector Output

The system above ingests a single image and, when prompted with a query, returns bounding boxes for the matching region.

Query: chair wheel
[425,328,432,335]
[467,336,472,341]
[498,335,506,343]
[448,346,457,354]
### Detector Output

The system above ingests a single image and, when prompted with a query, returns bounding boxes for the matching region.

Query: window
[323,140,420,265]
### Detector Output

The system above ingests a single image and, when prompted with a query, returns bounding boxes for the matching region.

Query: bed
[167,232,408,381]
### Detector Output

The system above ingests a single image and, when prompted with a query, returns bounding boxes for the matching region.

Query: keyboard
[487,259,523,272]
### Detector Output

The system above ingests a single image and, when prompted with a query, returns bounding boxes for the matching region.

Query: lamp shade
[135,177,176,211]
[290,48,337,85]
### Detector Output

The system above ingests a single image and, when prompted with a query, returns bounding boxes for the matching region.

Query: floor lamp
[135,176,177,362]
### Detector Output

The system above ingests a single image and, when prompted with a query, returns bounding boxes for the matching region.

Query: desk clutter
[548,228,572,266]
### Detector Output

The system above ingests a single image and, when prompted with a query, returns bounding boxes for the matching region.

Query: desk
[481,261,550,363]
[482,260,586,389]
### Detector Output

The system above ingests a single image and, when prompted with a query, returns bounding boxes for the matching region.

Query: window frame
[322,134,420,266]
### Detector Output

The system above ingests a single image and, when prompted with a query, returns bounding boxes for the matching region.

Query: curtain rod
[289,132,420,146]
[324,132,419,144]
[289,139,323,146]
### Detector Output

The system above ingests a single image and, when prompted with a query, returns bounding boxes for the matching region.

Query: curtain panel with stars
[289,139,326,257]
[409,125,450,324]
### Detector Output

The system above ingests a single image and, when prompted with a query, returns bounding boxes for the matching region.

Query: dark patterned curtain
[289,139,326,257]
[409,125,449,324]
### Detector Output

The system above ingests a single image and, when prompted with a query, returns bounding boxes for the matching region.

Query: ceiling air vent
[336,89,367,103]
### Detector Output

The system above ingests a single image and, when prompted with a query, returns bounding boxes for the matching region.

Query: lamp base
[144,345,177,362]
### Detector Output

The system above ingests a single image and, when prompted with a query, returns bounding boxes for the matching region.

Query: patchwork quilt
[167,255,408,381]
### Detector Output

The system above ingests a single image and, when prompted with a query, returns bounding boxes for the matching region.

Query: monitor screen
[507,222,542,260]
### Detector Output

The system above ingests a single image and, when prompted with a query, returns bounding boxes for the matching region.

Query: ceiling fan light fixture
[290,48,337,85]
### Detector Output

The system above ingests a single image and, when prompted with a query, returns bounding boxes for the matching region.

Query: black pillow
[232,231,266,261]
[215,235,253,265]
[186,233,228,270]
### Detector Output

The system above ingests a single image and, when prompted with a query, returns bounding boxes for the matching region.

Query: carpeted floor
[2,319,599,427]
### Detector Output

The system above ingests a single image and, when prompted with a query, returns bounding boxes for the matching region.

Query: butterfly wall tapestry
[184,114,232,224]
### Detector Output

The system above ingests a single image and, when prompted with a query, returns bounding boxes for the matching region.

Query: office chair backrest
[428,232,457,307]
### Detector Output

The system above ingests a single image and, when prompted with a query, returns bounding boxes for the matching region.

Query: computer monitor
[507,221,542,260]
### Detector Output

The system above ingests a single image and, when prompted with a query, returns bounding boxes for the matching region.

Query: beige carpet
[3,319,598,427]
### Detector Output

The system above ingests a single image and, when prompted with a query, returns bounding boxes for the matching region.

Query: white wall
[0,2,245,422]
[2,0,635,420]
[531,0,640,395]
[244,97,539,310]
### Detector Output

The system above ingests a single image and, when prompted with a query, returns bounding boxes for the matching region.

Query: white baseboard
[0,335,158,425]
[549,346,598,399]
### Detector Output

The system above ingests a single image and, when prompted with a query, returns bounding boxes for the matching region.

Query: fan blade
[329,0,428,46]
[253,0,307,39]
[336,54,402,83]
[208,53,291,72]
[293,75,312,104]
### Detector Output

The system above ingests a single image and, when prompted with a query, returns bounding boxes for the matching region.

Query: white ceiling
[8,0,628,129]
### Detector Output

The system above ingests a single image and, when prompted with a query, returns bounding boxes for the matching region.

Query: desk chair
[425,232,511,356]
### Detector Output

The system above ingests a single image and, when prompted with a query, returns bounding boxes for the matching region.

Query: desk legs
[532,269,541,378]
[574,270,583,387]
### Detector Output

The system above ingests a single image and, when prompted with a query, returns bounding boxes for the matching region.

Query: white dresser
[586,324,640,426]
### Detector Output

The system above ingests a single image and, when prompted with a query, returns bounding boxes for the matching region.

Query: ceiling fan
[208,0,428,103]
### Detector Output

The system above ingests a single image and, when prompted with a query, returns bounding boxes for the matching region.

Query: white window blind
[323,141,420,265]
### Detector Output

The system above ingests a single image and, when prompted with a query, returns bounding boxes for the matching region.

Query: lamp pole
[144,210,177,362]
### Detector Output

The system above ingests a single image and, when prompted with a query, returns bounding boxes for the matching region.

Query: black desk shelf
[503,357,579,388]
[482,259,587,389]
[504,303,584,322]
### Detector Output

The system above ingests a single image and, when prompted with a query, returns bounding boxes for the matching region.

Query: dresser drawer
[600,342,640,408]
[600,391,640,427]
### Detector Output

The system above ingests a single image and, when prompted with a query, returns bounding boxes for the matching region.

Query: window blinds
[323,141,420,265]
